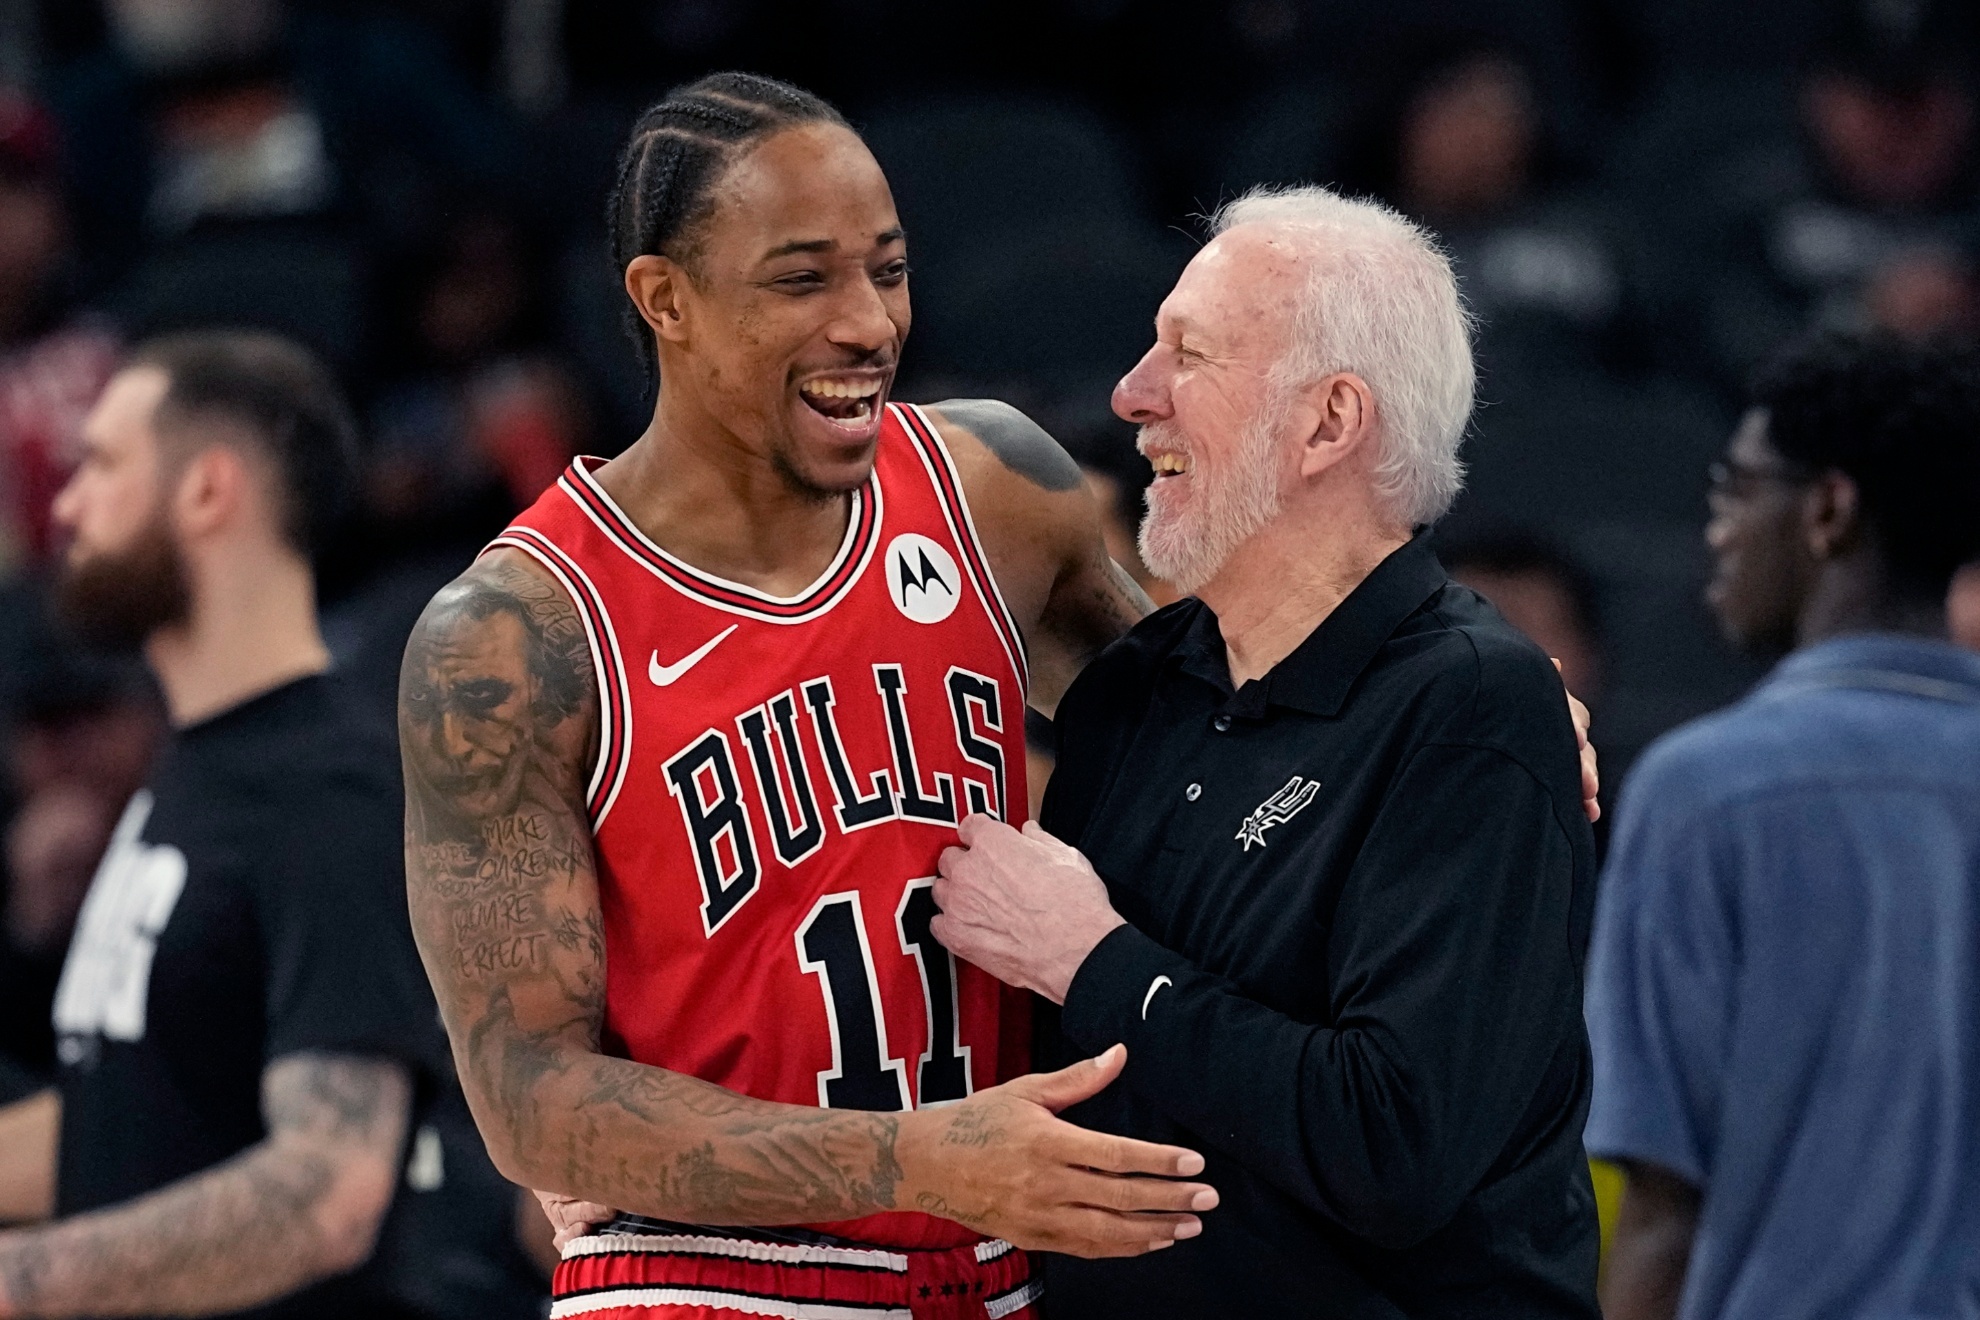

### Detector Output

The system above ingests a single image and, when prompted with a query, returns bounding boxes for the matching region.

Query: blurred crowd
[5,0,1980,1305]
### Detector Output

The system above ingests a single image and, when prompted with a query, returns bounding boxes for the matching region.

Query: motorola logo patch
[884,533,960,624]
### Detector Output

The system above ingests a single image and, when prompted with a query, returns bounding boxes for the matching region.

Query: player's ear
[626,254,695,348]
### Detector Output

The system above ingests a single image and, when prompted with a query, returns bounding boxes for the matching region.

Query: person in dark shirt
[934,185,1601,1317]
[0,331,454,1318]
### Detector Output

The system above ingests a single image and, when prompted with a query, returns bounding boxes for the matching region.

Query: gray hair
[1210,185,1475,526]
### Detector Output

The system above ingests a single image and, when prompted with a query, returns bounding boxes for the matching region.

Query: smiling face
[1112,227,1305,593]
[656,122,909,497]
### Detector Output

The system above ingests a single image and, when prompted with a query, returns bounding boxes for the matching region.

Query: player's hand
[899,1044,1218,1259]
[535,1188,616,1251]
[1556,659,1600,822]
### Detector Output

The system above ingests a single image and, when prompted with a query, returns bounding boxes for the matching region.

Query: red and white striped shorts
[552,1221,1043,1320]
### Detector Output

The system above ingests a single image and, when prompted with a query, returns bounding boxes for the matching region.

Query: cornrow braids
[605,72,851,381]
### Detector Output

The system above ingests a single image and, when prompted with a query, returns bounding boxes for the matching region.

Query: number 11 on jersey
[795,879,973,1112]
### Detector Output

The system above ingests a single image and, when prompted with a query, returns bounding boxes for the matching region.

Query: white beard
[1136,404,1288,595]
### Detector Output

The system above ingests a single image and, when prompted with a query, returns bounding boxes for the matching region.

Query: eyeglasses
[1706,459,1813,512]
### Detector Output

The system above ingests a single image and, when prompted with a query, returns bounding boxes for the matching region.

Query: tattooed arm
[929,400,1153,716]
[400,551,1214,1254]
[0,1054,408,1318]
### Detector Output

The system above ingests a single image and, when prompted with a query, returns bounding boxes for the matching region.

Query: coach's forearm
[0,1057,407,1318]
[1064,929,1505,1246]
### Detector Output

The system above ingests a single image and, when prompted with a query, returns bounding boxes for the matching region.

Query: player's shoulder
[406,548,590,678]
[417,543,570,626]
[913,399,1103,610]
[920,398,1084,495]
[401,546,599,729]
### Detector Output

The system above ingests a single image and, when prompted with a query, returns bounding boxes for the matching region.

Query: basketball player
[398,75,1216,1320]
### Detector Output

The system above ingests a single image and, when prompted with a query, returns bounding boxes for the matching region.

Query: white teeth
[801,377,883,400]
[1149,453,1191,475]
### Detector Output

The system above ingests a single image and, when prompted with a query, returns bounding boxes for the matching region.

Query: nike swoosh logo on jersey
[649,625,739,686]
[1141,975,1173,1020]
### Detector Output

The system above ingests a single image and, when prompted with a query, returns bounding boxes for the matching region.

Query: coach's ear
[625,254,694,348]
[1295,372,1378,482]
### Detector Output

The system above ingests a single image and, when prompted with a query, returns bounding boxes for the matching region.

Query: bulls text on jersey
[663,664,1011,937]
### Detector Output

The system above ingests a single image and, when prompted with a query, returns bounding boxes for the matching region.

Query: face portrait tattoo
[401,575,590,832]
[403,608,540,819]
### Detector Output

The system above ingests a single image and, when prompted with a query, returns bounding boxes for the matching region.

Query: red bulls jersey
[488,403,1030,1249]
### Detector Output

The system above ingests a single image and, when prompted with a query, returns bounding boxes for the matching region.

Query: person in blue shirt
[1588,332,1980,1320]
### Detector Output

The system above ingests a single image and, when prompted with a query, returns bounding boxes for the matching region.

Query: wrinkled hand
[1556,660,1600,822]
[935,816,1124,1004]
[900,1044,1217,1257]
[534,1188,615,1252]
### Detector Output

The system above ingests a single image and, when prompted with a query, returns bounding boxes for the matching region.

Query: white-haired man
[933,187,1602,1317]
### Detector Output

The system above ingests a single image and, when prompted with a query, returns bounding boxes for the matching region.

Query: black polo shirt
[1037,534,1599,1319]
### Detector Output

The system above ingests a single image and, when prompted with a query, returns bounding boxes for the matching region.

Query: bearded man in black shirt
[934,186,1603,1318]
[0,332,459,1318]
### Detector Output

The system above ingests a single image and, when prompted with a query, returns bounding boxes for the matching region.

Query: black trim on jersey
[893,404,1030,695]
[559,457,882,623]
[484,528,634,826]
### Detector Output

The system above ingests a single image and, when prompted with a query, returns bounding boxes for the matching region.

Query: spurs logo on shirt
[52,792,188,1053]
[1236,775,1322,851]
[485,403,1030,1250]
